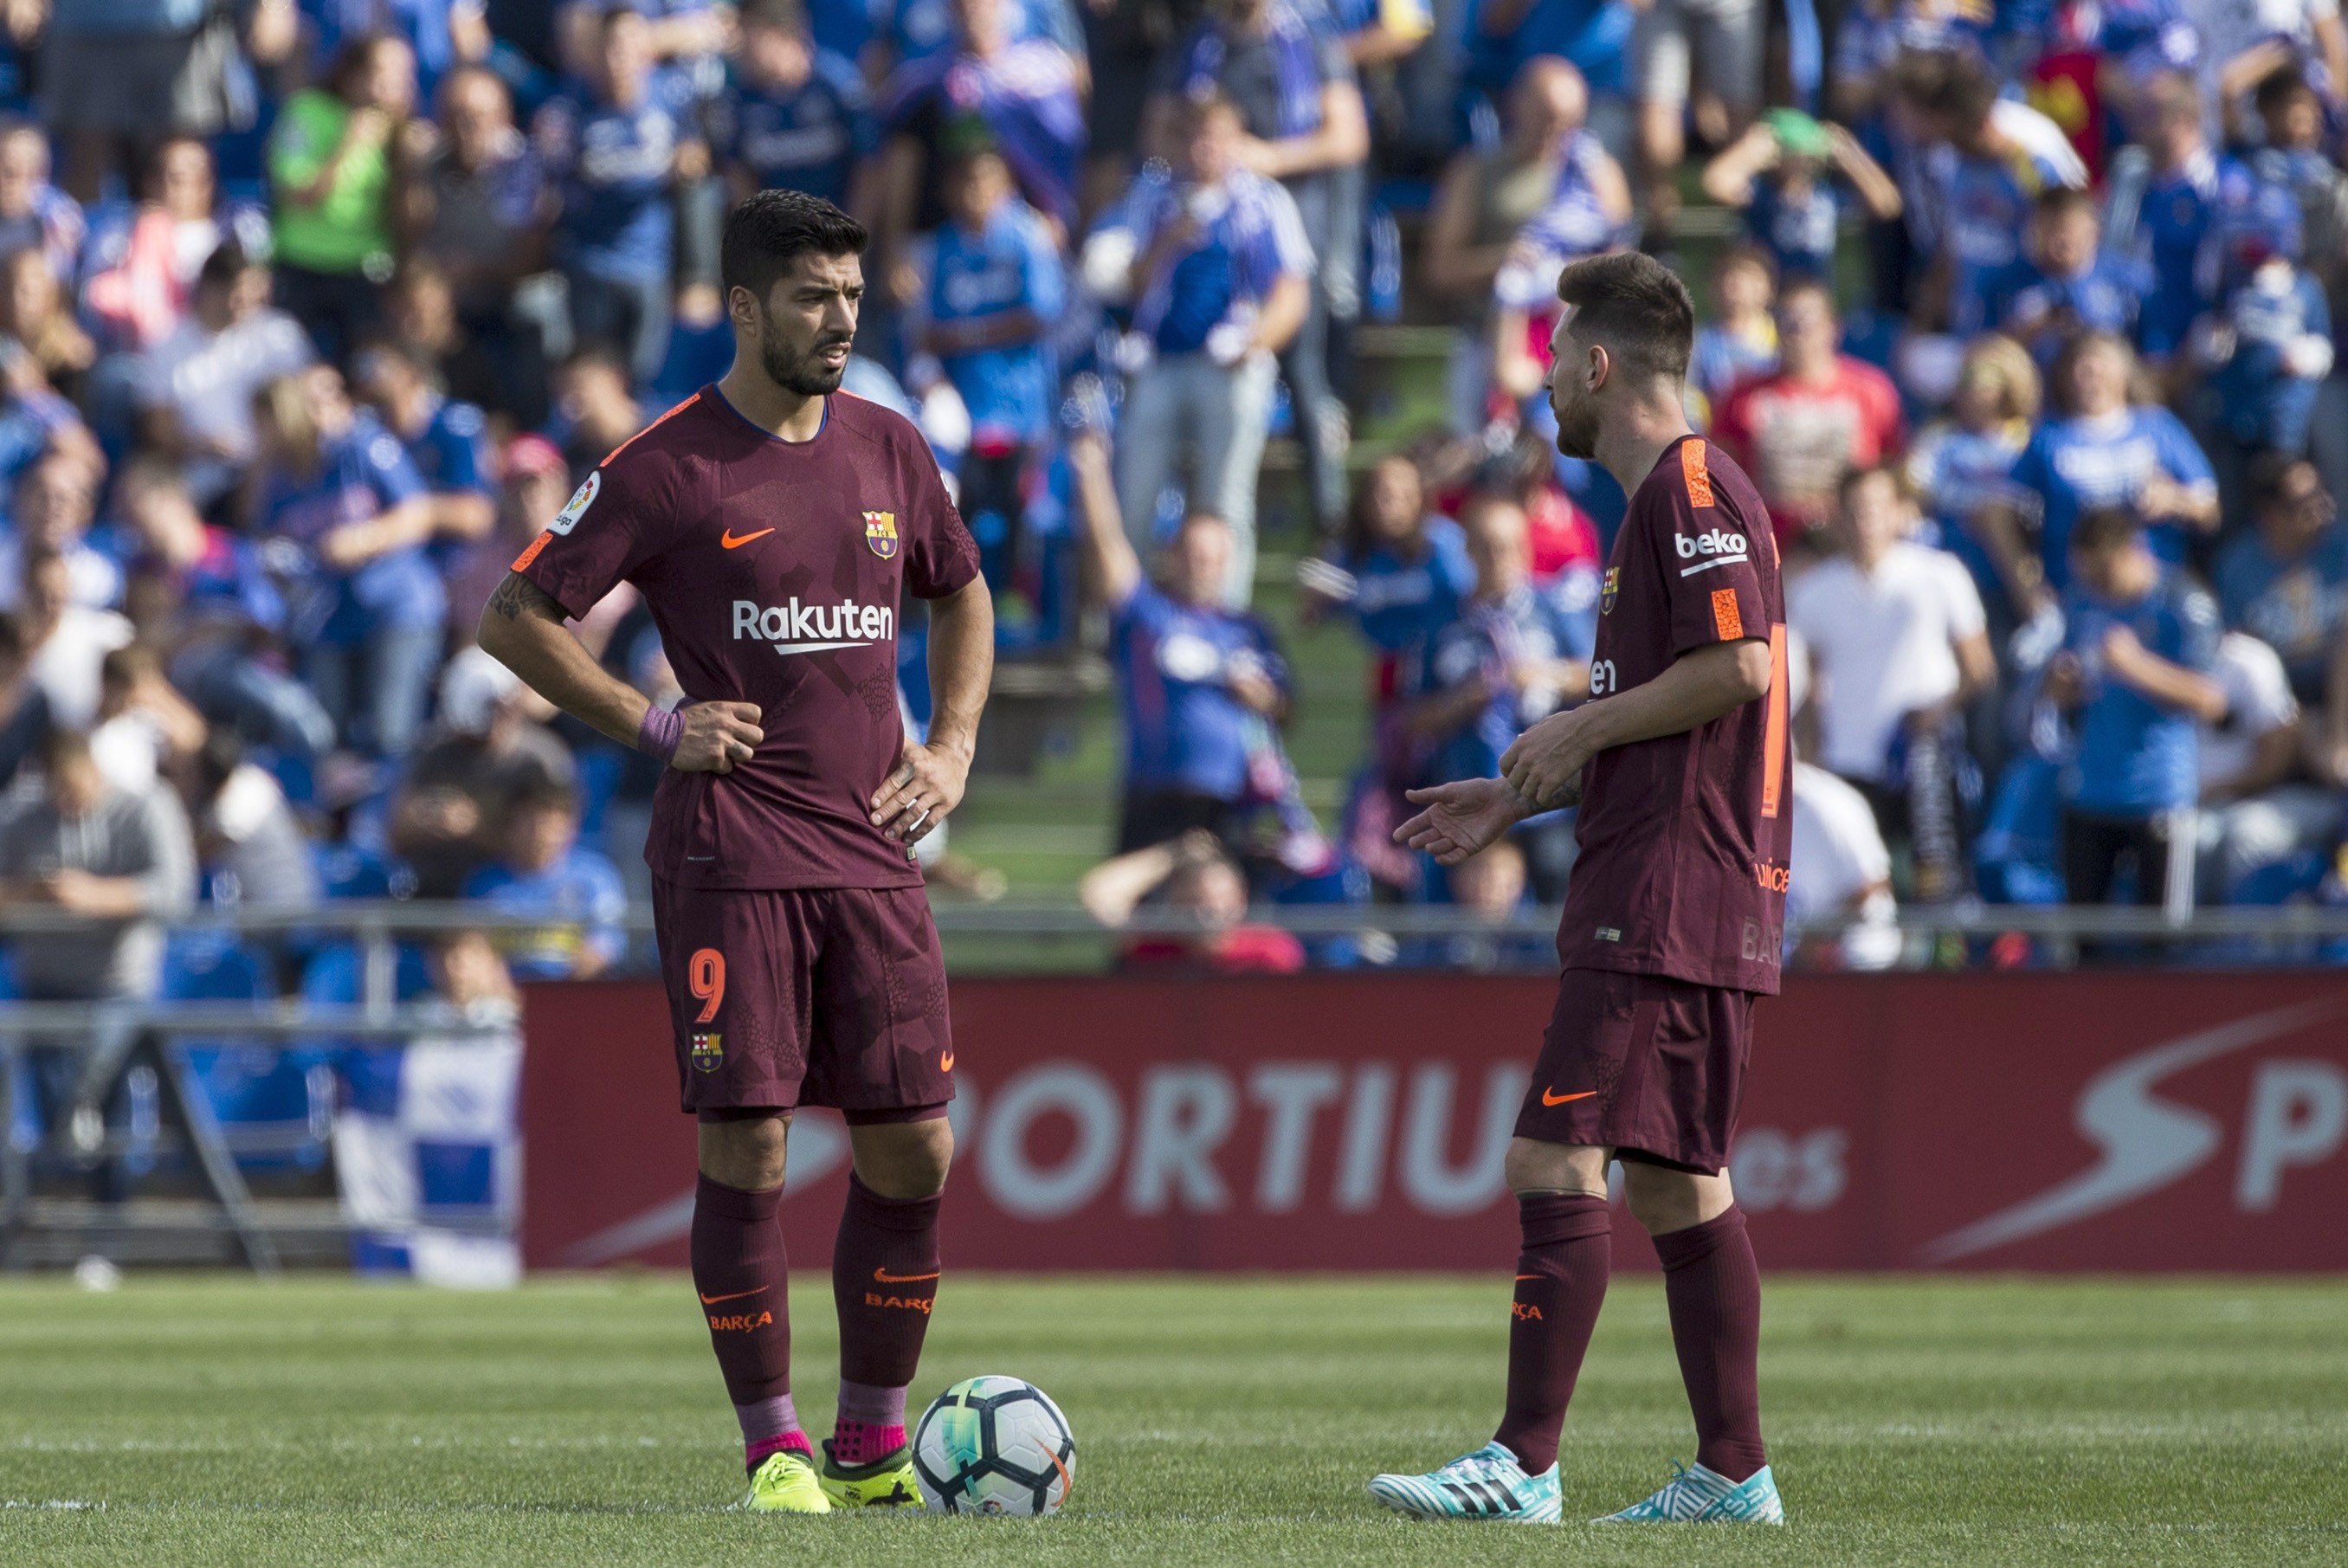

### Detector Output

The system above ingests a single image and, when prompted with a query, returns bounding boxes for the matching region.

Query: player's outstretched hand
[1394,778,1534,866]
[1500,710,1592,810]
[871,737,971,849]
[672,701,765,774]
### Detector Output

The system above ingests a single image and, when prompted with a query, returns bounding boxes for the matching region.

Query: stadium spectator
[1688,245,1777,412]
[0,727,195,1003]
[268,33,423,364]
[134,240,316,511]
[79,136,263,354]
[1459,0,1635,161]
[1087,92,1312,604]
[384,259,520,427]
[708,0,874,210]
[1403,495,1593,791]
[461,778,627,980]
[20,546,132,730]
[1145,0,1371,536]
[248,366,442,759]
[1996,186,2151,368]
[1700,109,1900,287]
[0,451,122,613]
[1304,452,1473,672]
[89,642,208,793]
[1790,466,1992,900]
[901,146,1064,596]
[2001,332,2219,594]
[2044,507,2225,920]
[1423,58,1613,434]
[2195,628,2334,902]
[1066,426,1291,858]
[2192,197,2334,476]
[188,731,321,914]
[1710,276,1905,547]
[2102,74,2243,364]
[0,611,55,791]
[391,646,576,899]
[548,350,646,478]
[1788,757,1901,971]
[1630,0,1764,243]
[40,0,242,203]
[106,455,331,762]
[0,119,87,285]
[401,67,554,334]
[1905,335,2046,635]
[447,435,574,646]
[352,340,499,547]
[0,249,96,408]
[533,5,700,384]
[1081,827,1306,975]
[2216,456,2346,704]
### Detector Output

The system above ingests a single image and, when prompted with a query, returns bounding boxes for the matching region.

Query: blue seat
[162,932,331,1173]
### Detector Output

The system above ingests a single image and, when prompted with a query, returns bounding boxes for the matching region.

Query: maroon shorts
[1513,967,1757,1175]
[650,879,954,1117]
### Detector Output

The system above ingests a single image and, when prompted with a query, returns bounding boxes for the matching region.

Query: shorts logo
[1594,926,1622,943]
[1601,566,1619,614]
[864,510,899,558]
[548,469,599,536]
[691,1033,724,1072]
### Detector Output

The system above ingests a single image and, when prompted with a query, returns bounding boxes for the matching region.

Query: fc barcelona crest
[863,510,899,558]
[691,1033,724,1072]
[1601,566,1620,615]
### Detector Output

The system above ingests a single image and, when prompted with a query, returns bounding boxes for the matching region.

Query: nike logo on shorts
[1540,1087,1597,1107]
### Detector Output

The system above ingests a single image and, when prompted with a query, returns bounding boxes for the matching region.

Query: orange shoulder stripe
[1680,438,1715,510]
[598,390,704,468]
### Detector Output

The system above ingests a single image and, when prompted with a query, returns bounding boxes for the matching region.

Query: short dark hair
[198,238,258,292]
[2036,184,2097,222]
[1837,462,1906,507]
[1930,51,2001,127]
[2071,505,2143,554]
[2249,450,2320,510]
[2255,64,2315,115]
[1554,251,1695,383]
[721,189,867,302]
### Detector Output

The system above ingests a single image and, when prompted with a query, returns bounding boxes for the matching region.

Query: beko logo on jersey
[732,598,894,654]
[1676,528,1750,577]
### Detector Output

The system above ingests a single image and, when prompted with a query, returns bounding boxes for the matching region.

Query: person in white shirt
[20,546,132,731]
[1789,464,1995,900]
[1790,759,1902,970]
[2196,629,2341,898]
[132,240,314,509]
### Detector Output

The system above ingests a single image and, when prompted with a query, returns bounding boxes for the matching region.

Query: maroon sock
[1653,1205,1767,1482]
[691,1174,801,1468]
[832,1173,942,1435]
[1492,1191,1613,1474]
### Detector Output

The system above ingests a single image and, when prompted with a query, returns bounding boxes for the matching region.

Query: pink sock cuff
[745,1429,813,1471]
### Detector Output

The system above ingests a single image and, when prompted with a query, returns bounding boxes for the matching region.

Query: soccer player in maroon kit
[476,190,992,1515]
[1369,252,1791,1526]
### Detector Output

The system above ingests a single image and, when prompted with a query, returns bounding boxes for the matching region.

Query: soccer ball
[911,1375,1075,1516]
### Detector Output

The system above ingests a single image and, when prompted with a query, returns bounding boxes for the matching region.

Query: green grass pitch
[3,1274,2345,1566]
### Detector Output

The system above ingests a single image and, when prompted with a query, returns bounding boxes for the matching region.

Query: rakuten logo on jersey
[732,598,895,654]
[1676,528,1750,577]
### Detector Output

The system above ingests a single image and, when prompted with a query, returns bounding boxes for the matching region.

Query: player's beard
[1551,382,1601,461]
[759,318,853,397]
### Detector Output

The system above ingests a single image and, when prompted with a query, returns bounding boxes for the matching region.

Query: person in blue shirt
[1064,419,1293,858]
[1906,333,2046,636]
[903,145,1064,597]
[300,0,493,104]
[2000,332,2219,593]
[2194,218,2334,465]
[1700,108,1903,286]
[1403,494,1594,788]
[461,778,628,979]
[2103,74,2255,362]
[1304,452,1474,670]
[1461,0,1636,131]
[1085,92,1313,606]
[2216,455,2347,703]
[532,4,701,384]
[2046,506,2226,921]
[706,0,874,210]
[249,365,444,760]
[884,0,1082,70]
[351,339,498,559]
[1996,186,2154,368]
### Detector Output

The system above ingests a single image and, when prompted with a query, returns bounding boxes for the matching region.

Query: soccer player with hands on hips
[477,190,992,1515]
[1371,252,1792,1527]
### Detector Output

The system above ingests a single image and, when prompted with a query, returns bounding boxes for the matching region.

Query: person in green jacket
[268,32,422,362]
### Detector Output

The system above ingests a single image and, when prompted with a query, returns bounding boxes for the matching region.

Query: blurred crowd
[0,0,2334,1001]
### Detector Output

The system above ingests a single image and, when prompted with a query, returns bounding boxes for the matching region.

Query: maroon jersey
[512,388,979,890]
[1555,435,1792,994]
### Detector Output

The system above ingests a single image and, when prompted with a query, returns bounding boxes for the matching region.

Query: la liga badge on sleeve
[863,510,899,558]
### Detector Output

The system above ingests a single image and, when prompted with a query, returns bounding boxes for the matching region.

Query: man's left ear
[1588,344,1609,391]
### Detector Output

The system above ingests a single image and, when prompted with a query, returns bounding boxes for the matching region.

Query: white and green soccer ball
[911,1375,1075,1516]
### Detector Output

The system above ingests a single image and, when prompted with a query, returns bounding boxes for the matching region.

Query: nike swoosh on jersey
[1540,1088,1597,1107]
[720,527,776,550]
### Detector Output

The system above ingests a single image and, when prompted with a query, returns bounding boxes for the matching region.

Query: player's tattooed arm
[485,571,565,624]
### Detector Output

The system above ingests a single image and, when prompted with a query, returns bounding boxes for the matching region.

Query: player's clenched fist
[870,738,972,845]
[672,701,765,773]
[1393,777,1538,866]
